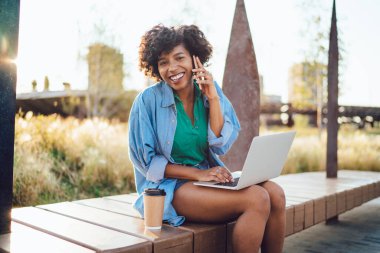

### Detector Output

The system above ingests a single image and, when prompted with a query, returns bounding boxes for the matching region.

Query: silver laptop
[193,131,296,190]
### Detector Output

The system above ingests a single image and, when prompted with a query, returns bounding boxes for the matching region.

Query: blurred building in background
[16,43,137,122]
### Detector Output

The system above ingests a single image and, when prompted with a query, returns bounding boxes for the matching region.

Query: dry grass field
[14,113,134,206]
[13,113,380,206]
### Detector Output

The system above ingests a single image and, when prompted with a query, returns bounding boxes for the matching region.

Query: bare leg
[259,181,286,253]
[172,183,271,253]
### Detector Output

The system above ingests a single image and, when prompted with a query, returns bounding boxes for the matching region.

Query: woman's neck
[175,83,194,103]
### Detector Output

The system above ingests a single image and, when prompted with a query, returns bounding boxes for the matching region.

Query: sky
[16,0,380,106]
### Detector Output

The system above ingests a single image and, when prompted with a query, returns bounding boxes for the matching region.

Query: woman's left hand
[192,56,219,101]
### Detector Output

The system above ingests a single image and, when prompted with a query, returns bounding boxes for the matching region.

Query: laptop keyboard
[215,178,240,187]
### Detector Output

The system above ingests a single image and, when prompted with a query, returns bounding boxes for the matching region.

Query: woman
[129,24,286,253]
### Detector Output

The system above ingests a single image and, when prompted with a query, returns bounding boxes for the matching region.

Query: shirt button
[167,141,170,145]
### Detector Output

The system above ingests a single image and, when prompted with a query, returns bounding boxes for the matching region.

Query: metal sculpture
[222,0,260,171]
[326,0,339,178]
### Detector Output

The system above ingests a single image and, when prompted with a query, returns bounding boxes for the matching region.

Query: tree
[86,43,125,118]
[288,61,327,109]
[31,80,37,92]
[43,76,50,91]
[295,0,345,128]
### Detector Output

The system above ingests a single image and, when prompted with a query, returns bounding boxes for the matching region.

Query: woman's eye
[159,61,167,66]
[176,56,184,61]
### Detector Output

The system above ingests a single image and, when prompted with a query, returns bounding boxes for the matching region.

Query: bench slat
[11,207,151,253]
[286,200,305,232]
[0,222,95,253]
[75,198,141,218]
[105,194,138,204]
[37,202,193,253]
[76,196,227,253]
[282,189,327,224]
[286,196,314,228]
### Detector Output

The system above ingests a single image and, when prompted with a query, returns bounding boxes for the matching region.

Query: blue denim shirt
[128,81,241,226]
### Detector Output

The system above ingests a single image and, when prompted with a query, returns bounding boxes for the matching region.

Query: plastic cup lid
[144,188,166,196]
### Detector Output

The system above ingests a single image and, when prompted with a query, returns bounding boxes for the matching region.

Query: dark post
[0,0,20,234]
[326,0,339,178]
[222,0,260,171]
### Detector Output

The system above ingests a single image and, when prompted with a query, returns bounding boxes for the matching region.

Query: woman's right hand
[196,166,234,183]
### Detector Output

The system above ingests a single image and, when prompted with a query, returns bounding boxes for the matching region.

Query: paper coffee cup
[143,188,166,230]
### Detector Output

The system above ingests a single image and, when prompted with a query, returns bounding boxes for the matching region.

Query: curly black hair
[138,24,213,81]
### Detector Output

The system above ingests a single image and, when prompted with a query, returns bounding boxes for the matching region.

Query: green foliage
[293,115,310,128]
[288,61,327,110]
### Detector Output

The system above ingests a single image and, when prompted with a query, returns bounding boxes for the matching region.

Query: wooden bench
[1,170,380,253]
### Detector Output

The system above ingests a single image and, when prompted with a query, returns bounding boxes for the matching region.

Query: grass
[14,112,135,207]
[13,113,380,207]
[262,125,380,174]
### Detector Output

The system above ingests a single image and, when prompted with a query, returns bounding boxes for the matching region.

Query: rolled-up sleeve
[128,93,168,183]
[146,155,168,182]
[207,83,241,155]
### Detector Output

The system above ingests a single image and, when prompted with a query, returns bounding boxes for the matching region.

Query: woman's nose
[168,62,178,72]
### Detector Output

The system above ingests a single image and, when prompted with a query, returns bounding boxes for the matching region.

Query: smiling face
[157,44,194,93]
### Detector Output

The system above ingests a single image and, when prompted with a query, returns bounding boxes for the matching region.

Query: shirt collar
[160,81,175,107]
[160,80,203,107]
[172,80,203,102]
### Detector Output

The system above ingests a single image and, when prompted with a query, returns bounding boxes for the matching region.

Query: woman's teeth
[170,73,184,81]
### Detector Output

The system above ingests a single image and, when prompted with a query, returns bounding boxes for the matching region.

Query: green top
[171,83,208,166]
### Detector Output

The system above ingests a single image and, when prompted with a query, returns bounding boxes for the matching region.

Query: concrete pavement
[283,197,380,253]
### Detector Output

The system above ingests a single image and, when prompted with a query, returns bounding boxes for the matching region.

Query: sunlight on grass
[262,126,380,174]
[13,114,380,207]
[14,113,134,206]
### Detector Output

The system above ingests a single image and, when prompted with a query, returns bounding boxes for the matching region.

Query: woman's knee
[241,186,271,216]
[262,181,286,212]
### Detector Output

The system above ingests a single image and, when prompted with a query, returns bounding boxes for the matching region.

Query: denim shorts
[174,179,189,191]
[173,159,210,191]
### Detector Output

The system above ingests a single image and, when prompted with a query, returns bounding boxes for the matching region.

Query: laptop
[193,131,296,190]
